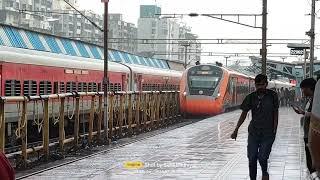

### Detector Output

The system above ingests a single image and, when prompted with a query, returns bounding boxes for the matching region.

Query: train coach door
[122,74,127,91]
[134,74,142,91]
[231,77,237,106]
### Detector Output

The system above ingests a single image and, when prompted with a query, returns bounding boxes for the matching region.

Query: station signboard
[290,49,304,55]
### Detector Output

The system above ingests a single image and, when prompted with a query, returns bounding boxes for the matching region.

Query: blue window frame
[161,60,170,69]
[156,59,165,68]
[3,27,27,48]
[150,58,160,68]
[111,51,122,62]
[107,50,113,61]
[99,48,112,60]
[26,32,45,51]
[130,55,140,64]
[89,46,101,59]
[138,57,147,66]
[61,39,77,56]
[75,42,90,58]
[120,52,132,64]
[44,36,62,53]
[143,57,154,67]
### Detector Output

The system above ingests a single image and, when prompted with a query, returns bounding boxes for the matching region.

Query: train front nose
[182,96,223,116]
[180,64,224,116]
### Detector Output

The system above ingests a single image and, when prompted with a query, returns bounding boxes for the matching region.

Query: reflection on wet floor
[25,108,306,180]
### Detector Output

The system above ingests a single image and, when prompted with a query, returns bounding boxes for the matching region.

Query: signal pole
[103,0,109,142]
[308,0,316,78]
[261,0,267,75]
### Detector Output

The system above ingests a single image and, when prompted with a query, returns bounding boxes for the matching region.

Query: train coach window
[5,80,21,96]
[161,84,166,91]
[39,81,52,95]
[151,84,156,91]
[66,82,76,93]
[77,82,87,92]
[66,82,71,92]
[88,82,93,92]
[160,84,164,91]
[93,83,97,92]
[83,83,87,92]
[72,82,76,92]
[23,80,37,96]
[108,83,114,91]
[59,82,65,93]
[115,83,121,91]
[77,82,83,92]
[88,82,97,92]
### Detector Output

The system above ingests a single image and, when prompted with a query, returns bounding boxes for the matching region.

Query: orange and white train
[179,64,295,116]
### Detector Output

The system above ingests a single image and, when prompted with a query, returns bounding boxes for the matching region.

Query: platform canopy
[0,24,169,69]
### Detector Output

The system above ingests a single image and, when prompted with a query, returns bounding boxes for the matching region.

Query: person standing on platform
[292,78,317,179]
[231,74,279,180]
[310,79,320,179]
[279,87,284,106]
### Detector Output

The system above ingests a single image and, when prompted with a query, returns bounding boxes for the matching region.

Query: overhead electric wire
[62,0,103,32]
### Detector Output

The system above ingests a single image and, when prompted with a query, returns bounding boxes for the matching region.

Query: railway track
[16,118,203,179]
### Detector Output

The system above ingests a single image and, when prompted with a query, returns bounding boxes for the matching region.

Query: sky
[77,0,318,65]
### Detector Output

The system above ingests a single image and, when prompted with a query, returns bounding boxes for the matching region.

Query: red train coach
[0,46,182,146]
[0,46,182,97]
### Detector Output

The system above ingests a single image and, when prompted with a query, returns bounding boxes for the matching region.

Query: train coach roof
[0,24,170,70]
[193,64,295,87]
[0,46,183,77]
[130,65,182,77]
[0,46,130,73]
[186,64,249,77]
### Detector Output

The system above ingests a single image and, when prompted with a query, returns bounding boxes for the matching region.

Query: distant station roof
[0,23,170,69]
[250,56,320,65]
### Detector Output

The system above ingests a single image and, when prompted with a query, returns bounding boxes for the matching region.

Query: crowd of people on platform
[270,87,296,107]
[277,87,296,106]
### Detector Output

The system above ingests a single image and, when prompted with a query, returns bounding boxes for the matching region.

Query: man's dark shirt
[240,89,279,135]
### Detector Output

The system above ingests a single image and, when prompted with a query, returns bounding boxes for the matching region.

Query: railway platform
[20,108,307,180]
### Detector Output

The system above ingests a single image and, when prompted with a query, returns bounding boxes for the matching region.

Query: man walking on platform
[231,74,279,180]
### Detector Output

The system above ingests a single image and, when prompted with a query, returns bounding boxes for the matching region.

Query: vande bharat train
[0,46,182,146]
[179,64,295,116]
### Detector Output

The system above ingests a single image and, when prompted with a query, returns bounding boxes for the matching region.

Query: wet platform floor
[25,108,308,180]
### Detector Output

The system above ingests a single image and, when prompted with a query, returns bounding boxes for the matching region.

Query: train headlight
[217,93,221,97]
[183,92,187,96]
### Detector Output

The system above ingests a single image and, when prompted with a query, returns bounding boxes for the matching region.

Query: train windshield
[189,76,220,89]
[187,65,223,93]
